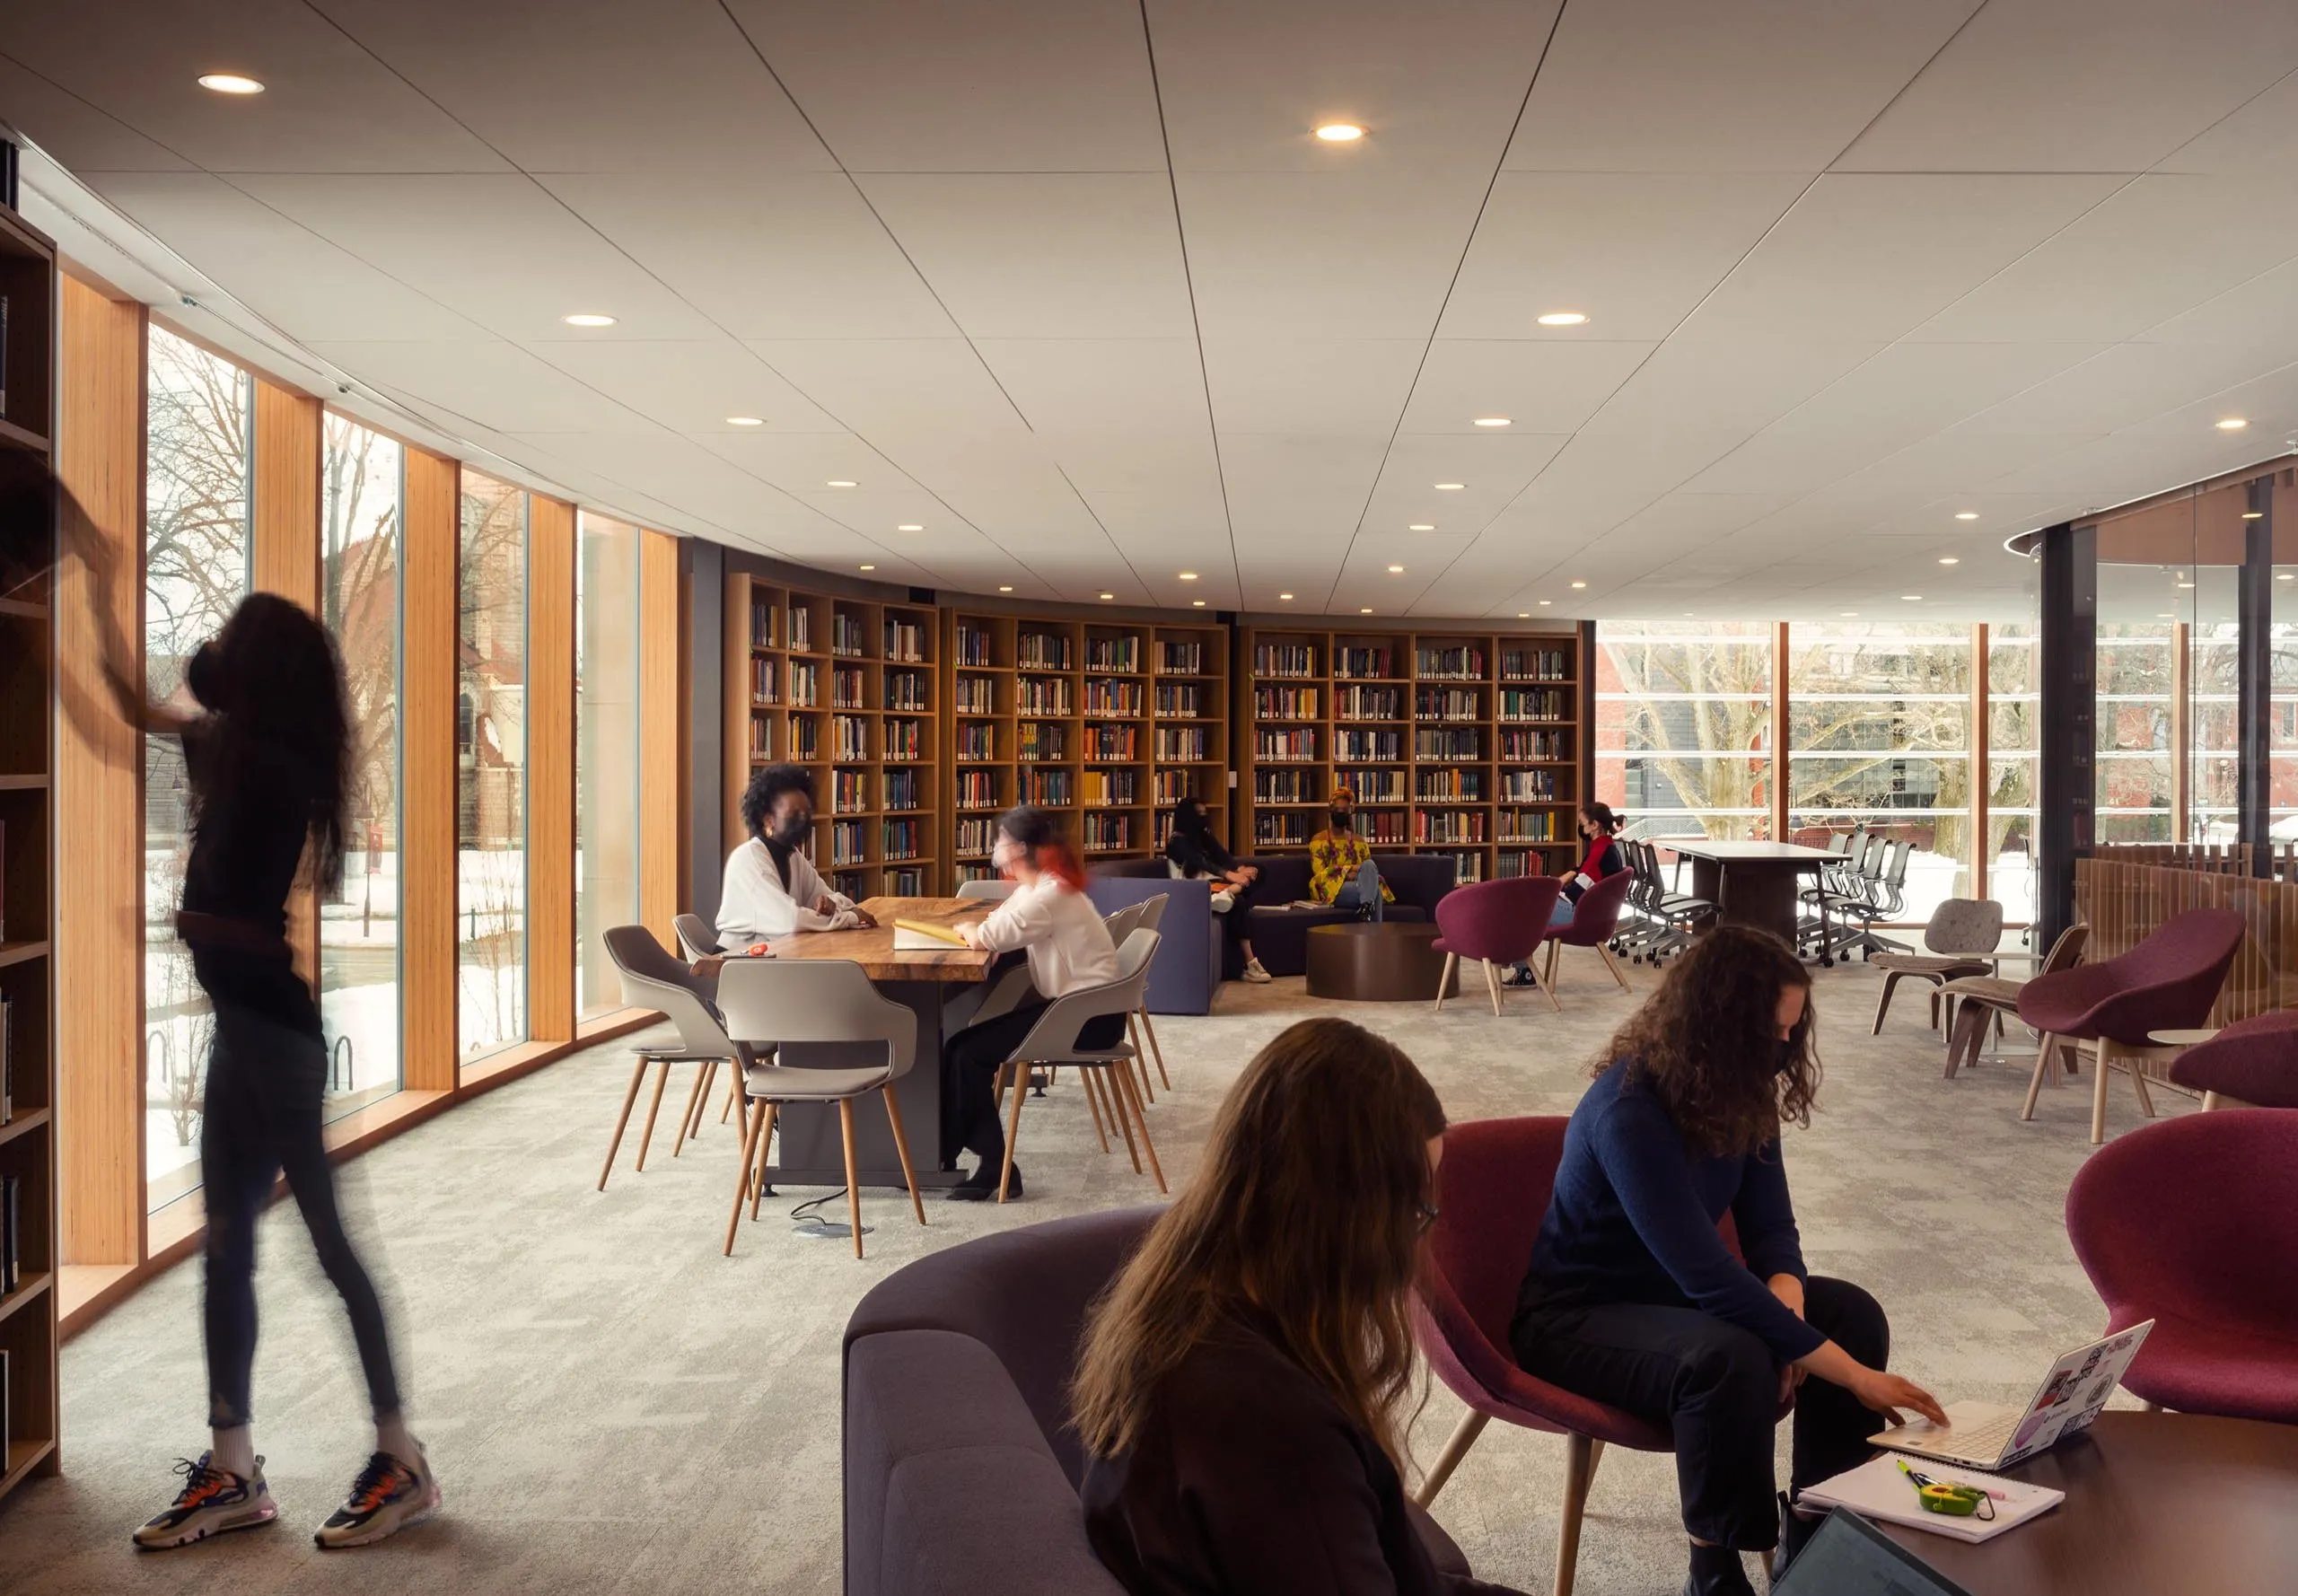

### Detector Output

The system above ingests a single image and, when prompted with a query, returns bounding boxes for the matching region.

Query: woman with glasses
[1510,926,1944,1595]
[1075,1018,1526,1595]
[943,806,1121,1200]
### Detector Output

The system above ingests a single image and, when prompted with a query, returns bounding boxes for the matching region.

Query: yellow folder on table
[893,918,971,950]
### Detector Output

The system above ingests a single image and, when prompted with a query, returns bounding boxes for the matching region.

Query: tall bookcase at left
[724,572,937,903]
[0,192,61,1503]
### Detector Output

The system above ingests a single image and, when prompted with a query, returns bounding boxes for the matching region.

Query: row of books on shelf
[1084,680,1143,715]
[1504,728,1570,760]
[0,1171,23,1300]
[1499,810,1566,841]
[1020,723,1066,761]
[1495,848,1572,877]
[1028,770,1073,807]
[1417,688,1481,722]
[832,770,869,814]
[1086,727,1138,760]
[1417,645,1485,680]
[884,767,922,811]
[1017,680,1073,715]
[956,627,995,668]
[1336,645,1393,679]
[832,612,867,658]
[1083,813,1135,852]
[1258,729,1319,763]
[1155,683,1201,717]
[834,715,870,760]
[1336,686,1399,719]
[1155,726,1208,761]
[1500,688,1570,722]
[1257,686,1319,719]
[888,671,927,711]
[1501,646,1573,682]
[1161,641,1206,674]
[1020,632,1072,670]
[884,719,925,760]
[954,633,1212,675]
[1417,730,1484,762]
[884,619,928,663]
[1085,636,1139,672]
[829,819,930,865]
[1417,771,1484,801]
[955,675,996,713]
[1082,768,1138,806]
[886,866,928,895]
[1502,769,1560,801]
[833,667,866,708]
[956,771,1000,811]
[752,603,927,661]
[1255,642,1318,680]
[958,724,996,761]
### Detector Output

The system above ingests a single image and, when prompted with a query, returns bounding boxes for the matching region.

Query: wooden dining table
[725,896,999,1193]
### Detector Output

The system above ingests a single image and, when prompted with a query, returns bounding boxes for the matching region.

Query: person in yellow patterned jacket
[1308,787,1393,921]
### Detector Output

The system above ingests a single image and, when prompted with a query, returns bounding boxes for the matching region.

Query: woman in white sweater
[945,807,1123,1200]
[715,764,875,950]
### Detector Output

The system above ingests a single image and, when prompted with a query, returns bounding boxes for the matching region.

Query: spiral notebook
[1796,1453,2065,1544]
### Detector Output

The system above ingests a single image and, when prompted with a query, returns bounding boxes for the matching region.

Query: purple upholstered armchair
[2066,1109,2298,1424]
[2016,908,2245,1143]
[2168,1009,2298,1109]
[1539,869,1636,997]
[1433,876,1564,1016]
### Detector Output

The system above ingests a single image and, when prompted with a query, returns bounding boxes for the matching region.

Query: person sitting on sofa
[1165,797,1271,984]
[716,762,875,948]
[1308,787,1392,923]
[1074,1017,1527,1596]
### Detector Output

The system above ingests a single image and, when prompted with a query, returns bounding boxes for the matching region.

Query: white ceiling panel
[305,341,648,434]
[746,340,1028,437]
[309,0,834,175]
[1032,433,1224,498]
[1677,174,2124,343]
[1965,341,2295,435]
[232,174,723,342]
[859,175,1194,339]
[1913,175,2298,344]
[1358,434,1575,534]
[1221,435,1389,539]
[0,55,194,171]
[1840,0,2298,174]
[1440,171,1806,342]
[1399,340,1653,435]
[1147,0,1558,172]
[973,341,1211,438]
[2159,65,2298,175]
[2142,256,2298,353]
[1579,341,1883,438]
[1504,0,1977,172]
[1826,427,2104,495]
[1200,339,1423,435]
[81,171,490,343]
[1176,169,1498,341]
[524,339,846,436]
[699,432,922,498]
[0,2,507,173]
[723,0,1164,172]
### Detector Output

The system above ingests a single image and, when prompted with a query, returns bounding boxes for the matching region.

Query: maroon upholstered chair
[2016,908,2245,1144]
[1433,875,1565,1016]
[2167,1009,2298,1109]
[1411,1116,1777,1596]
[2066,1110,2298,1424]
[1539,869,1636,996]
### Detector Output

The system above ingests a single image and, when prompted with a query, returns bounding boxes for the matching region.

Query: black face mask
[1329,808,1354,832]
[770,811,812,851]
[186,639,228,710]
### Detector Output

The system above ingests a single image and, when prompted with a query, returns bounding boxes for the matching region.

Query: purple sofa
[1083,873,1219,1016]
[1096,852,1459,979]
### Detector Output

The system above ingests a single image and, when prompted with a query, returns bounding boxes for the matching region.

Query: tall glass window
[575,511,641,1017]
[1786,622,1973,924]
[459,471,528,1058]
[142,325,252,1211]
[2272,478,2298,839]
[1594,620,1774,840]
[320,415,404,1113]
[1987,624,2039,924]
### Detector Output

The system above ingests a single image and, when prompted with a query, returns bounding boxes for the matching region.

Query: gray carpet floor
[0,957,2180,1594]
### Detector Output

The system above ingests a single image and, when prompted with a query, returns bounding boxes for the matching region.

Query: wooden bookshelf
[0,188,61,1504]
[942,609,1231,883]
[1235,622,1582,884]
[724,572,936,902]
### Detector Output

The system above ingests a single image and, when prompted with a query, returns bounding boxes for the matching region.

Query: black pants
[197,952,402,1430]
[1511,1276,1888,1550]
[942,999,1128,1166]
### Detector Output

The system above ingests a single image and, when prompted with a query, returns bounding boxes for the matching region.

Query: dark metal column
[2240,479,2274,873]
[2037,522,2094,948]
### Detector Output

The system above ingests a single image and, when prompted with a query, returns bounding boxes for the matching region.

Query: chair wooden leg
[1539,953,1563,1013]
[1127,1013,1155,1102]
[1105,1067,1145,1173]
[1413,1409,1489,1509]
[1553,1431,1601,1596]
[2091,1039,2115,1144]
[1597,943,1631,992]
[2202,1090,2223,1111]
[1116,1062,1167,1194]
[1434,951,1457,1013]
[998,1058,1029,1202]
[724,1098,766,1257]
[1544,938,1560,988]
[1871,970,1904,1035]
[882,1085,927,1228]
[720,1065,741,1124]
[672,1060,712,1157]
[635,1059,671,1172]
[1138,1007,1171,1089]
[1079,1061,1112,1153]
[2130,1054,2157,1118]
[835,1099,865,1259]
[1483,960,1504,1017]
[750,1101,778,1221]
[2022,1035,2057,1121]
[600,1057,648,1191]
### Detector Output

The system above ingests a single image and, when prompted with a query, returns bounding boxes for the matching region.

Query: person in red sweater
[1507,802,1627,986]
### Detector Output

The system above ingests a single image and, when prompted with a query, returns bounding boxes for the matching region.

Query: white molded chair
[674,913,721,960]
[600,925,741,1190]
[713,958,926,1260]
[955,878,1016,901]
[992,928,1165,1202]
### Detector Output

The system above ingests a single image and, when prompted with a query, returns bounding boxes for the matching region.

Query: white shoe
[1210,888,1238,913]
[1242,958,1272,984]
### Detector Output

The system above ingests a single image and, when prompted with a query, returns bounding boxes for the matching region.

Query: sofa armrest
[1084,875,1217,1014]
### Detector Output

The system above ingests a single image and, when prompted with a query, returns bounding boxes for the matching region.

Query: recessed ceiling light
[897,523,923,531]
[998,584,1013,592]
[1192,599,1206,608]
[2243,511,2264,520]
[1902,594,1923,601]
[197,74,265,94]
[2279,573,2294,582]
[2158,611,2177,618]
[1537,311,1588,327]
[1939,557,1960,565]
[1434,482,1465,491]
[1360,607,1373,614]
[858,564,876,572]
[1408,523,1435,531]
[1841,611,1858,618]
[1178,572,1198,581]
[1570,580,1587,589]
[1537,599,1551,606]
[1954,511,1979,521]
[2217,417,2250,431]
[1099,592,1115,601]
[562,312,617,328]
[1473,417,1512,427]
[1517,611,1530,618]
[1387,564,1405,574]
[2177,581,2196,589]
[826,479,857,488]
[1315,123,1365,142]
[726,415,765,426]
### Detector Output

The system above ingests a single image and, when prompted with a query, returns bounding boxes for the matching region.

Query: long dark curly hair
[1598,925,1820,1157]
[194,593,352,893]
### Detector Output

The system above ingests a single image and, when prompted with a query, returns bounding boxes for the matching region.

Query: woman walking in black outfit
[89,594,439,1550]
[1163,796,1270,983]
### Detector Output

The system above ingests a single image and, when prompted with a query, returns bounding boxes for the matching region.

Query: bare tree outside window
[460,472,528,1056]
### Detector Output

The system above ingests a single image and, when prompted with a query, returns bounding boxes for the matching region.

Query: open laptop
[1872,1320,2153,1471]
[1773,1509,1974,1596]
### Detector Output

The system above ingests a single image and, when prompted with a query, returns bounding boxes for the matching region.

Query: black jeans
[1511,1276,1888,1551]
[198,951,402,1430]
[942,999,1128,1165]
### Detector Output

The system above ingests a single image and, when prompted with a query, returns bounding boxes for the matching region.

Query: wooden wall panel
[54,275,145,1267]
[399,448,458,1091]
[639,528,680,940]
[252,380,320,987]
[526,496,575,1042]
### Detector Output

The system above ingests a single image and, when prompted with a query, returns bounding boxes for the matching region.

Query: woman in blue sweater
[1511,926,1943,1596]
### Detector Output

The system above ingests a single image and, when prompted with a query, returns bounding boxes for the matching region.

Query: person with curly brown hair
[1509,925,1943,1596]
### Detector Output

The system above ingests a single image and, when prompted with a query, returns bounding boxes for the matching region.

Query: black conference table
[1661,840,1838,948]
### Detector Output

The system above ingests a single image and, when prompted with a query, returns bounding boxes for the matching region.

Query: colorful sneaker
[313,1446,440,1549]
[132,1453,279,1549]
[1241,957,1273,983]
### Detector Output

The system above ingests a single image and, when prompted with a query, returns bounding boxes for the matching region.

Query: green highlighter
[1897,1459,1992,1519]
